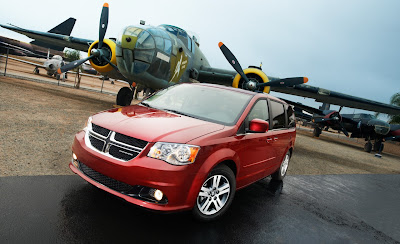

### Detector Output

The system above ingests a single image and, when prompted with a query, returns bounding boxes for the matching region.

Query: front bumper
[70,131,206,212]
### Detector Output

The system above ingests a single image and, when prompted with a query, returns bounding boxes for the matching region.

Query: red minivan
[70,83,296,221]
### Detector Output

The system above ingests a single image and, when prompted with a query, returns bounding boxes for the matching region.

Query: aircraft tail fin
[30,18,76,51]
[47,17,76,35]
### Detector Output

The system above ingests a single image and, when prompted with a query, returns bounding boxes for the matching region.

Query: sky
[0,0,399,116]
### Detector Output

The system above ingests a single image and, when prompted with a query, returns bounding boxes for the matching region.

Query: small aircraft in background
[1,3,400,116]
[289,101,400,153]
[0,54,67,79]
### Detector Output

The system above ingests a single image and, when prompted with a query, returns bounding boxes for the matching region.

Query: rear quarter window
[286,105,296,128]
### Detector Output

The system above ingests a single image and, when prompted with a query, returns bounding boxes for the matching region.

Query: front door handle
[266,138,272,143]
[274,137,278,141]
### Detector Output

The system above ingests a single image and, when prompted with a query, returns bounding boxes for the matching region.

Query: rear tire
[271,151,290,181]
[116,87,133,106]
[192,165,235,222]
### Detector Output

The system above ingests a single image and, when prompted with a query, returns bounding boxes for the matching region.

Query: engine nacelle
[87,39,117,74]
[232,68,270,93]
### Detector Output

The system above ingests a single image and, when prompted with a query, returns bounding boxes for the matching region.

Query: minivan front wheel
[192,165,235,221]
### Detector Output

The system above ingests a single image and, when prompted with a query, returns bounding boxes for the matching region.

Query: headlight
[83,116,93,132]
[147,142,200,165]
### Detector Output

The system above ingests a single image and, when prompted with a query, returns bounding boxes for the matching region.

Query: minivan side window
[270,100,286,129]
[245,99,269,130]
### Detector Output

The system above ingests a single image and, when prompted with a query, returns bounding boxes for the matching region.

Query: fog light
[153,189,163,201]
[72,153,79,168]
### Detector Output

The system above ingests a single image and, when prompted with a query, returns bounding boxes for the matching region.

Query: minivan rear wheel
[271,151,290,180]
[192,165,235,221]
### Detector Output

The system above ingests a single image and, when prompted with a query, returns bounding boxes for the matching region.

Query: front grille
[92,123,111,137]
[109,144,139,161]
[114,132,147,149]
[89,134,105,151]
[85,123,147,162]
[80,162,134,193]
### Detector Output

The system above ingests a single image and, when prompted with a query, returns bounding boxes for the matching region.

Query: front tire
[271,151,290,180]
[313,127,322,137]
[364,142,372,153]
[192,165,235,222]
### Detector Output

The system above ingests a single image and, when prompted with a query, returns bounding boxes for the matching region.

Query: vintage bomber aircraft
[287,101,400,153]
[1,3,400,115]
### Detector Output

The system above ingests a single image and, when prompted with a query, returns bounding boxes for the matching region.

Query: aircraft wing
[198,67,400,115]
[271,84,400,115]
[0,24,93,52]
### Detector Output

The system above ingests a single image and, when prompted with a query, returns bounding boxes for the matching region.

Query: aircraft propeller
[313,116,349,137]
[218,42,308,92]
[58,3,117,74]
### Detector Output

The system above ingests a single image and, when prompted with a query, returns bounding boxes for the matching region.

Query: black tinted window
[270,100,285,129]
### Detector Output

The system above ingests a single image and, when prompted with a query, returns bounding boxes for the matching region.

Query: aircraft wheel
[56,74,61,80]
[116,87,133,106]
[192,164,235,222]
[313,127,322,137]
[34,67,39,74]
[364,142,372,153]
[272,151,290,181]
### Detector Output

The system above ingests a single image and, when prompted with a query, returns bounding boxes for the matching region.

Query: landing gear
[116,87,133,106]
[33,67,39,74]
[364,141,372,153]
[313,127,322,137]
[373,140,384,152]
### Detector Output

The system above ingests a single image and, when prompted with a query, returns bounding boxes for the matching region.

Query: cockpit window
[154,36,164,50]
[124,27,143,37]
[164,39,172,54]
[159,24,193,52]
[136,31,155,49]
[148,27,172,54]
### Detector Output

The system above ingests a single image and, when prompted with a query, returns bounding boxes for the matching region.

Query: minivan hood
[91,105,225,143]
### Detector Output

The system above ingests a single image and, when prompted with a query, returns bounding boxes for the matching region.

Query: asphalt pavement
[1,174,399,243]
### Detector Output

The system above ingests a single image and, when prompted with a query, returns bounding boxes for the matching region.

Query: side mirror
[248,119,269,133]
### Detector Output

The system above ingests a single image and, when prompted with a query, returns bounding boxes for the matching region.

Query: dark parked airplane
[288,101,400,153]
[0,18,76,58]
[1,3,400,116]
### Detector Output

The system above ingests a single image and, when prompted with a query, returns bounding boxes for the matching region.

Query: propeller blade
[257,77,308,88]
[58,56,94,74]
[218,42,250,83]
[98,3,109,49]
[339,122,349,137]
[101,55,119,71]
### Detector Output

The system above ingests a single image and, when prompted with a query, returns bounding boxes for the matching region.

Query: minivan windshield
[142,84,253,125]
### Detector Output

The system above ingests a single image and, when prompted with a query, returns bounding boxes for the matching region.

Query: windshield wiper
[140,102,152,108]
[164,109,194,118]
